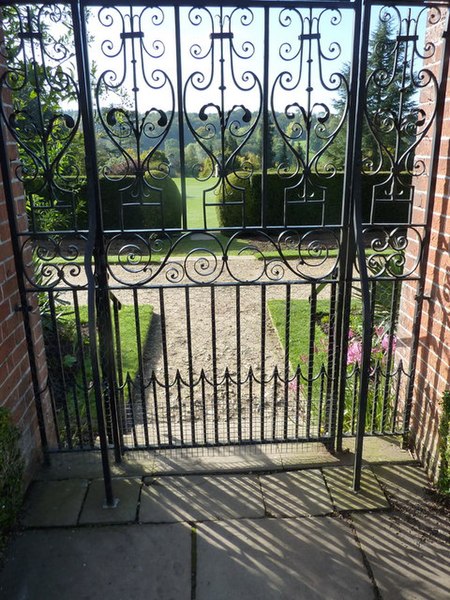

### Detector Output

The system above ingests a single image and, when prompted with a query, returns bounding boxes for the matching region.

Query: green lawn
[268,298,330,374]
[173,177,221,229]
[77,304,153,381]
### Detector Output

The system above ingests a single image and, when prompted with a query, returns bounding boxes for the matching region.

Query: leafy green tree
[325,17,417,172]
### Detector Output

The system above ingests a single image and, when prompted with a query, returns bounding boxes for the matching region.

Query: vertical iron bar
[211,286,219,444]
[351,0,372,492]
[151,372,161,447]
[295,366,300,439]
[201,369,207,444]
[174,5,188,230]
[71,1,115,505]
[403,12,450,443]
[111,296,124,450]
[185,287,196,445]
[260,285,266,440]
[72,385,83,449]
[225,369,231,443]
[133,288,149,447]
[333,0,365,453]
[236,286,242,442]
[370,280,377,333]
[325,282,337,435]
[126,376,138,448]
[382,280,399,432]
[283,284,291,440]
[392,361,403,433]
[272,367,279,440]
[306,284,317,439]
[176,371,184,445]
[159,287,172,446]
[317,367,325,439]
[351,366,359,436]
[73,291,94,447]
[48,385,61,449]
[261,6,270,228]
[48,291,71,448]
[249,367,253,442]
[371,363,381,433]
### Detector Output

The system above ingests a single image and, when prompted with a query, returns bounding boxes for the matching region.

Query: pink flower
[375,325,385,338]
[381,334,397,353]
[347,339,362,365]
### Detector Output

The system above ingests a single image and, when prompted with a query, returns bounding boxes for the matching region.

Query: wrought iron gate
[1,1,449,495]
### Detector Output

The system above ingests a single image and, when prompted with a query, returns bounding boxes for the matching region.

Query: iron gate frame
[0,0,449,503]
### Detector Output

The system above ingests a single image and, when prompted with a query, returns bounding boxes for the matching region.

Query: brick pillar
[397,10,450,477]
[0,33,55,484]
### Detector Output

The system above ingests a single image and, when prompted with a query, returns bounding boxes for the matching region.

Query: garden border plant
[0,408,24,550]
[268,292,398,435]
[437,390,450,496]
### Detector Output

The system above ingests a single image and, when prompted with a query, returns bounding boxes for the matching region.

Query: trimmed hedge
[216,172,412,228]
[99,176,181,231]
[24,174,182,231]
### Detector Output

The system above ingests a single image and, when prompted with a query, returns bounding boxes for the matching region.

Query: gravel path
[60,256,335,446]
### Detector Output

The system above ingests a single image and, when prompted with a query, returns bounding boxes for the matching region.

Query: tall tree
[324,17,417,172]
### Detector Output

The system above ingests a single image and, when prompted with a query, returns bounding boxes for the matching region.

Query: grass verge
[268,298,330,373]
[76,304,153,382]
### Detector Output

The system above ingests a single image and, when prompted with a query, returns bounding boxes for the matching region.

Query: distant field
[173,177,221,229]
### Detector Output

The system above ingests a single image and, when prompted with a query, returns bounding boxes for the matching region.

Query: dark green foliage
[438,391,450,495]
[24,175,182,232]
[99,176,181,231]
[217,172,411,228]
[0,408,24,543]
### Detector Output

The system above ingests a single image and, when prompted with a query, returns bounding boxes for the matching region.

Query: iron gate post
[0,103,50,466]
[75,2,122,465]
[332,0,364,455]
[71,0,119,506]
[350,0,372,492]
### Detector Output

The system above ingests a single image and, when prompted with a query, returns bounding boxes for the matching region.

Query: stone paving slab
[196,517,373,599]
[34,438,416,481]
[140,474,264,522]
[150,451,283,475]
[323,467,390,511]
[0,524,191,600]
[372,464,430,503]
[352,511,450,600]
[21,479,88,528]
[79,478,141,525]
[259,470,333,516]
[341,437,414,464]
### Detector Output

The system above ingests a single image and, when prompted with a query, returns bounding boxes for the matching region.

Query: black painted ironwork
[0,1,449,496]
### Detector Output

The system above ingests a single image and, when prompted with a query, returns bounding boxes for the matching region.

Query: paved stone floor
[1,443,449,599]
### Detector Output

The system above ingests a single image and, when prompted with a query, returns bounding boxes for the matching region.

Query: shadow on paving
[1,464,449,600]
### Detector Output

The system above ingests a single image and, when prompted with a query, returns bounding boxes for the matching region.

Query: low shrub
[24,174,182,232]
[217,172,412,228]
[0,408,24,545]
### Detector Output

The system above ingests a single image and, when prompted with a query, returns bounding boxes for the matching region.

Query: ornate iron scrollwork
[183,6,262,224]
[105,227,340,286]
[271,7,349,226]
[94,6,175,229]
[364,5,441,223]
[0,4,82,232]
[359,226,423,279]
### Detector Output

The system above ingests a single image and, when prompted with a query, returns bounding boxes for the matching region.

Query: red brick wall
[0,52,54,484]
[397,11,450,476]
